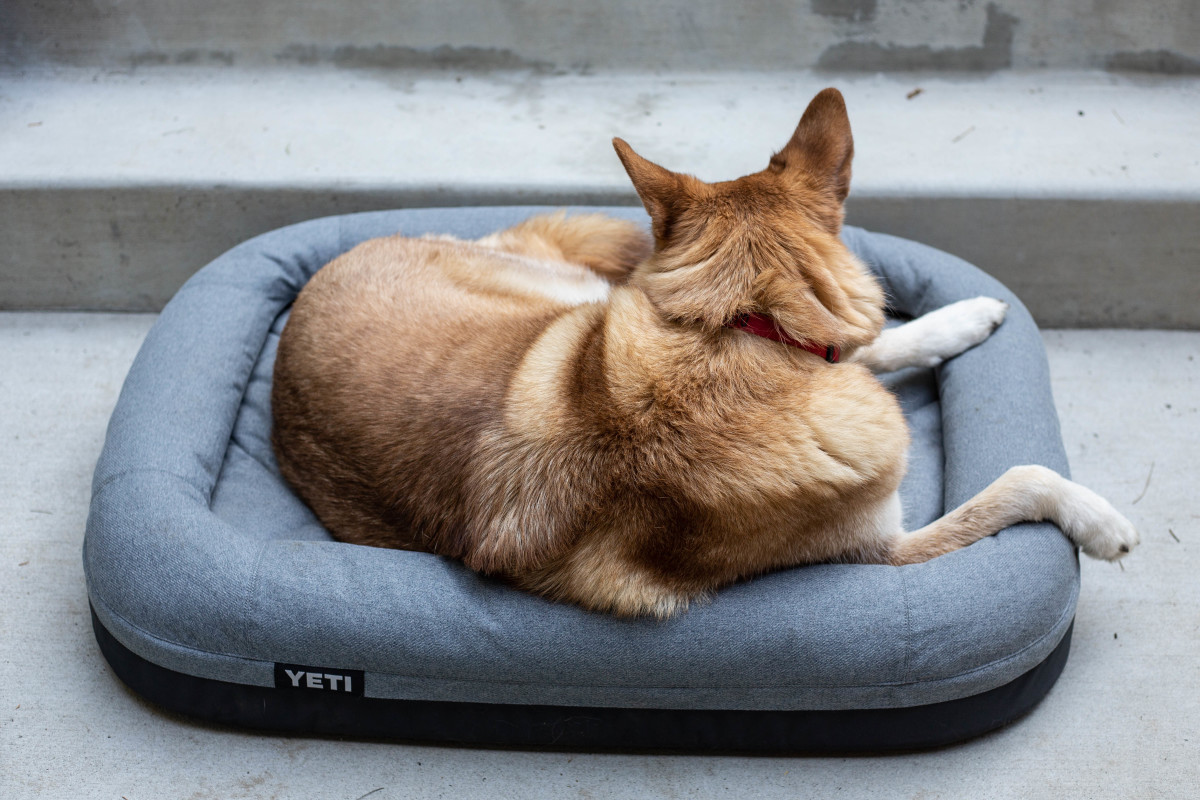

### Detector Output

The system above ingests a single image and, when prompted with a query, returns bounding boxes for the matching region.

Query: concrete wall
[5,1,1199,74]
[3,185,1195,328]
[3,4,1196,324]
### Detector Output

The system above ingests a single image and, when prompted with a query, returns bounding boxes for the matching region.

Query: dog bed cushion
[84,206,1078,752]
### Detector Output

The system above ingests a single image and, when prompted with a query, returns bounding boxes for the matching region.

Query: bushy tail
[479,210,653,282]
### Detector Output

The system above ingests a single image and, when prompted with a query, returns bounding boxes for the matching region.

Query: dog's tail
[478,210,653,283]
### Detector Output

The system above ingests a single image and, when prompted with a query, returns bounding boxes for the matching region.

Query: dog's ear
[754,252,886,351]
[613,138,683,242]
[769,88,854,211]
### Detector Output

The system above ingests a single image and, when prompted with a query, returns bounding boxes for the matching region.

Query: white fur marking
[530,275,612,306]
[860,491,905,559]
[494,250,613,306]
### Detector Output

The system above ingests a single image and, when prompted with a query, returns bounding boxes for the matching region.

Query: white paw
[854,296,1009,373]
[915,296,1009,367]
[1057,481,1141,561]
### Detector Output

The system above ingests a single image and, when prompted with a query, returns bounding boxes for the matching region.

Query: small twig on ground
[906,87,924,100]
[951,125,976,143]
[354,789,384,800]
[1169,528,1180,543]
[1132,461,1155,504]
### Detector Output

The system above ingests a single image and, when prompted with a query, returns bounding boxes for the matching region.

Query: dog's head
[615,88,885,351]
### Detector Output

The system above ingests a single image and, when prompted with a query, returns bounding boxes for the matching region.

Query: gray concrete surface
[3,68,1198,325]
[4,0,1199,73]
[2,313,1197,799]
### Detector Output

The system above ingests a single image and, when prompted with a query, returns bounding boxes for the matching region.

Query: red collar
[724,313,841,363]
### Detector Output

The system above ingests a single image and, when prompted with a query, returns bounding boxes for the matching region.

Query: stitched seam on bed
[367,593,1078,691]
[899,568,914,686]
[226,434,277,479]
[203,291,284,507]
[92,466,206,501]
[241,539,273,659]
[91,590,279,676]
[89,583,1076,694]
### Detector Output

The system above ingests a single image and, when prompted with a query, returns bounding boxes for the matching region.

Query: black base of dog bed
[93,607,1071,753]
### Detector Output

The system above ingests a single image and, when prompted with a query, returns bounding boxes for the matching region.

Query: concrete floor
[2,314,1197,799]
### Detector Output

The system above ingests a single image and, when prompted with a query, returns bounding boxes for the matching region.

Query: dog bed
[84,206,1078,752]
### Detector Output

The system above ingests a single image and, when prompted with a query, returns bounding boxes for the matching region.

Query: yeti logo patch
[274,662,364,696]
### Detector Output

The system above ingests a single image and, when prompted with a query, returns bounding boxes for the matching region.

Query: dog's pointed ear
[613,138,682,241]
[770,88,854,205]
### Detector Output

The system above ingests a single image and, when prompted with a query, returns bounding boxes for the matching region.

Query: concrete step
[2,67,1197,325]
[5,0,1199,74]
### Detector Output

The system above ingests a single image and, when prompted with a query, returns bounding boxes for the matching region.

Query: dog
[271,88,1138,618]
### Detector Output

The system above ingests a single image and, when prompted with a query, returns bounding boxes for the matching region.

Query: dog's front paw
[855,296,1009,372]
[937,295,1008,350]
[1057,481,1141,561]
[917,296,1008,367]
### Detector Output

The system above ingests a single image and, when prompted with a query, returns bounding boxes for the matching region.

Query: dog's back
[273,215,641,553]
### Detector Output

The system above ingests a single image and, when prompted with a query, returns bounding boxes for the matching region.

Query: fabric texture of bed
[84,206,1078,719]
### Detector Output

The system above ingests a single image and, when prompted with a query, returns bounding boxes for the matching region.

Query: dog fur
[271,88,1138,618]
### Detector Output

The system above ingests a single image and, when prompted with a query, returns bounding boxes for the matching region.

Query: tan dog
[272,88,1138,618]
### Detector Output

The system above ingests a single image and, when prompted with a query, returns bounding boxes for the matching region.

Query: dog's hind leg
[886,465,1138,565]
[478,211,653,283]
[851,297,1009,373]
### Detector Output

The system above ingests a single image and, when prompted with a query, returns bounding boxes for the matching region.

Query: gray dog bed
[84,206,1078,752]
